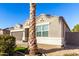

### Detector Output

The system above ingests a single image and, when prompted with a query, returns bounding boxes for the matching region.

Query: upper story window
[36,24,48,37]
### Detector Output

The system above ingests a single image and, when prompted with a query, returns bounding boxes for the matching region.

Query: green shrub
[0,35,16,56]
[14,47,28,53]
[64,53,79,56]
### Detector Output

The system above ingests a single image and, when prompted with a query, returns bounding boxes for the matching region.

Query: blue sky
[0,3,79,29]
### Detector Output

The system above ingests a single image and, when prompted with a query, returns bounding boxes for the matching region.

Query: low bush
[14,47,29,54]
[0,35,16,56]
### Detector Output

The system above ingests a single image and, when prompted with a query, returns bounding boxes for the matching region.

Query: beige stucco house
[10,14,70,46]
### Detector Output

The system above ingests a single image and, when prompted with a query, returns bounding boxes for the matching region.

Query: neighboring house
[5,27,14,30]
[0,29,10,35]
[10,14,70,46]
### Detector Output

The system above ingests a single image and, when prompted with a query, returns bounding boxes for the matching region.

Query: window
[36,24,48,37]
[42,24,48,37]
[36,26,42,37]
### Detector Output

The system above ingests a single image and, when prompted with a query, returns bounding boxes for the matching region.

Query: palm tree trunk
[28,3,38,55]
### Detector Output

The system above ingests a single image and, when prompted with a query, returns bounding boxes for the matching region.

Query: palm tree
[28,3,38,55]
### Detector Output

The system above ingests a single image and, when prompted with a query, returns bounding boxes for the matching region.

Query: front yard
[37,44,79,56]
[15,43,79,56]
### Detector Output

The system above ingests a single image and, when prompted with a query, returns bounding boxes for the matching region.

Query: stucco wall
[48,17,62,38]
[37,37,63,45]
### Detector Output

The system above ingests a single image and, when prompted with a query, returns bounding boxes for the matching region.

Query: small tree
[71,24,79,32]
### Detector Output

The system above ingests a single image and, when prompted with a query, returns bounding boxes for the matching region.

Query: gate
[65,32,79,46]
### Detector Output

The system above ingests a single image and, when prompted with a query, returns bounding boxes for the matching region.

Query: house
[10,14,70,46]
[0,29,10,35]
